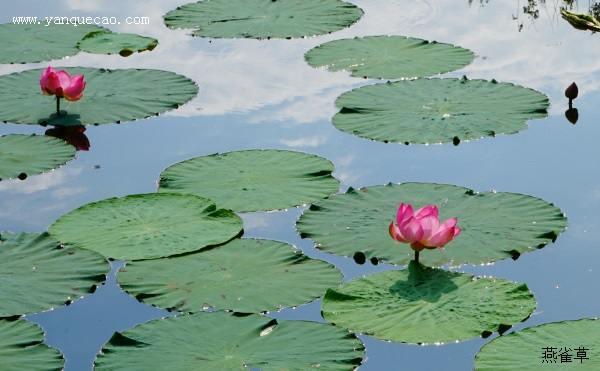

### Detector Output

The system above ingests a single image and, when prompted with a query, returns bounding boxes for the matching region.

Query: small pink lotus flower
[389,203,461,256]
[40,67,86,102]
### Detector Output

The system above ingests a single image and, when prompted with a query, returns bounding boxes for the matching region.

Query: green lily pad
[0,23,107,64]
[118,238,342,314]
[321,262,536,344]
[0,318,64,370]
[95,312,364,370]
[332,76,549,144]
[0,67,198,126]
[78,31,158,57]
[0,134,76,181]
[475,318,600,370]
[296,182,567,267]
[158,150,340,212]
[48,193,243,261]
[164,0,363,39]
[305,36,475,79]
[0,231,108,316]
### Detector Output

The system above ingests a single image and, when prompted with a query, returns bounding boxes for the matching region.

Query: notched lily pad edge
[1,67,199,127]
[118,236,345,315]
[297,181,568,267]
[305,36,476,80]
[77,30,159,57]
[334,75,550,145]
[0,134,76,182]
[163,1,365,40]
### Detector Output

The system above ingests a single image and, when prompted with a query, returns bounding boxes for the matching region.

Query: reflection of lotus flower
[389,203,461,253]
[40,67,86,101]
[565,107,579,125]
[45,125,90,151]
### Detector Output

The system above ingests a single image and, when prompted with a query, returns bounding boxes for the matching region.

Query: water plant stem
[56,97,61,116]
[415,250,419,264]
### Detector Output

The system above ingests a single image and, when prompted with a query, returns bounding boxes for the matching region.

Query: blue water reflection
[2,0,600,369]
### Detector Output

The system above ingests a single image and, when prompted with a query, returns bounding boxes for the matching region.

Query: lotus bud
[565,82,578,101]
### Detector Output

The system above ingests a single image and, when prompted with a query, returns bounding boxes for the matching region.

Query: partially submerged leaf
[164,0,364,39]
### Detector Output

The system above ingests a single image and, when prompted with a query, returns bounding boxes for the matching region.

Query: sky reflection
[2,0,600,370]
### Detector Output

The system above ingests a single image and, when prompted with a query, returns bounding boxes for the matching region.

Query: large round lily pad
[48,193,243,260]
[332,77,549,144]
[78,31,158,57]
[118,238,342,313]
[0,134,75,181]
[0,23,107,64]
[305,36,475,79]
[0,318,64,370]
[0,67,198,126]
[321,262,536,344]
[296,182,567,267]
[95,312,364,370]
[0,231,108,316]
[163,0,364,39]
[158,150,340,212]
[475,318,600,370]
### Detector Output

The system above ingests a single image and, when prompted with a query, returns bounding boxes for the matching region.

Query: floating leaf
[332,77,549,144]
[475,318,600,370]
[164,0,363,39]
[321,262,536,344]
[95,312,364,370]
[118,238,342,313]
[0,67,198,126]
[296,183,567,267]
[48,193,243,260]
[158,149,340,212]
[77,31,158,57]
[305,36,474,79]
[0,23,107,64]
[0,318,64,370]
[0,134,75,181]
[0,231,108,316]
[561,9,600,32]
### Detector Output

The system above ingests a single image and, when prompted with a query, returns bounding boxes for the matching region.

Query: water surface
[1,0,600,369]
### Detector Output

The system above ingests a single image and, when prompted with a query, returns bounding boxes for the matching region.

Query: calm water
[2,0,600,369]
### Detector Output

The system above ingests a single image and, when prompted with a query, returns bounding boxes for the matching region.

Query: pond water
[1,0,600,369]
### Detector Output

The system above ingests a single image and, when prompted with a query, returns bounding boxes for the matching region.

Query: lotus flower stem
[414,250,419,264]
[56,97,60,116]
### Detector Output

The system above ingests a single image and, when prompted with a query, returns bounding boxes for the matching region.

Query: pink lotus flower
[389,203,461,253]
[40,67,86,102]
